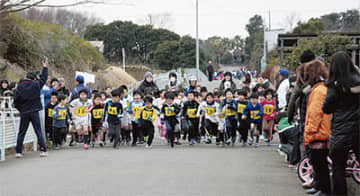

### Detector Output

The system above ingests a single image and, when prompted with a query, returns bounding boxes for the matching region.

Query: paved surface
[0,136,306,196]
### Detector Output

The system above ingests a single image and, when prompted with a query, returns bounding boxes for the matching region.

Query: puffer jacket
[322,73,360,151]
[304,82,332,146]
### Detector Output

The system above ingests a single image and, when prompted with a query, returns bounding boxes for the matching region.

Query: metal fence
[0,97,41,161]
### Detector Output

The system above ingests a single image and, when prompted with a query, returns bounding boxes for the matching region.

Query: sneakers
[40,151,48,157]
[83,144,89,150]
[266,141,271,146]
[99,141,104,147]
[69,140,77,147]
[242,142,247,147]
[91,141,95,148]
[55,145,60,150]
[221,142,225,147]
[248,138,253,145]
[175,141,182,145]
[170,142,174,148]
[145,144,152,149]
[255,143,260,148]
[16,153,23,158]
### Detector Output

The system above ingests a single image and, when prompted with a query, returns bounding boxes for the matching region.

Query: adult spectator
[70,75,92,102]
[276,68,290,111]
[14,60,49,158]
[165,72,183,92]
[58,78,70,96]
[0,80,9,96]
[206,61,215,82]
[43,78,60,106]
[219,72,236,91]
[137,72,159,95]
[322,52,360,196]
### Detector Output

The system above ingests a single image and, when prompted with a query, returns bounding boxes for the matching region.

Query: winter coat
[219,80,236,91]
[14,67,48,115]
[322,73,360,152]
[304,82,332,146]
[137,80,159,95]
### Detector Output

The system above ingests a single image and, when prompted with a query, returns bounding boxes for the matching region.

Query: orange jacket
[304,83,332,146]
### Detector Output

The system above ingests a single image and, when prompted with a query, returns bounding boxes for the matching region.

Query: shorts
[218,118,225,131]
[250,122,262,135]
[121,113,131,127]
[92,125,103,134]
[74,117,89,130]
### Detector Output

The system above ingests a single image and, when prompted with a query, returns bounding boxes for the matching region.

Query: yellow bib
[237,104,246,114]
[48,108,54,118]
[75,107,87,117]
[108,106,118,115]
[92,109,103,119]
[57,110,67,120]
[205,107,215,116]
[225,108,236,116]
[187,108,197,118]
[142,110,153,120]
[263,105,274,115]
[250,110,261,120]
[165,107,176,117]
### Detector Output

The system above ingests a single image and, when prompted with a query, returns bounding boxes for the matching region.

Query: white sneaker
[145,144,152,149]
[16,153,23,158]
[40,151,48,157]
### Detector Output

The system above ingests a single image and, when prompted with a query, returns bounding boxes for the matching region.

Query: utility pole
[196,0,200,81]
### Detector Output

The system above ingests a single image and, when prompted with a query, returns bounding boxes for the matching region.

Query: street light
[196,0,200,81]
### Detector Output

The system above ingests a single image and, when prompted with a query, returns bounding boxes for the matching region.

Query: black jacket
[322,75,360,151]
[14,67,48,115]
[137,80,159,95]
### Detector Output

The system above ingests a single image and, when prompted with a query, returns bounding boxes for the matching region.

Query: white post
[196,0,200,81]
[122,48,126,72]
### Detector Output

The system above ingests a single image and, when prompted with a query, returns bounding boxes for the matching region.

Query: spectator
[43,78,60,106]
[276,68,290,111]
[105,86,112,97]
[219,72,236,91]
[70,75,92,102]
[0,80,9,96]
[58,78,70,96]
[14,60,49,158]
[206,61,215,82]
[137,72,159,95]
[322,52,360,196]
[165,72,183,92]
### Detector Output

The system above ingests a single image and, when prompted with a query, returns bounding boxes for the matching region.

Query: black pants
[208,72,213,82]
[290,124,302,165]
[142,121,155,146]
[205,119,218,136]
[188,118,200,141]
[225,117,237,140]
[53,127,66,146]
[309,148,331,194]
[132,121,143,144]
[109,123,121,147]
[238,119,249,142]
[16,112,47,153]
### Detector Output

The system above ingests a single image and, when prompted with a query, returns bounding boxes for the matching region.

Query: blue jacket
[14,67,48,115]
[70,84,91,102]
[243,102,264,124]
[185,86,196,96]
[41,87,56,107]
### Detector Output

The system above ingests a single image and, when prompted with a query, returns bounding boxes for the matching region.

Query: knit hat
[75,75,84,83]
[300,50,315,64]
[144,72,153,80]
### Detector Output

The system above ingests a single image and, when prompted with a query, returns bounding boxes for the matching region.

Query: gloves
[148,117,152,121]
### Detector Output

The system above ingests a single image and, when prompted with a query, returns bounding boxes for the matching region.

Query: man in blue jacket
[70,75,91,102]
[14,60,48,158]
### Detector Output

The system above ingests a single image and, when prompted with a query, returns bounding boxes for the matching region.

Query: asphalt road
[0,136,306,196]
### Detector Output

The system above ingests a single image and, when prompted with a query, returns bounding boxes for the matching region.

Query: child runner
[217,91,226,147]
[236,89,250,146]
[182,91,200,145]
[119,86,132,145]
[260,89,276,146]
[136,96,157,148]
[52,94,70,150]
[153,90,166,139]
[197,92,220,145]
[103,89,123,148]
[70,89,93,149]
[221,89,237,146]
[45,91,58,141]
[90,93,105,147]
[242,93,264,147]
[161,92,181,148]
[128,91,145,146]
[185,76,197,96]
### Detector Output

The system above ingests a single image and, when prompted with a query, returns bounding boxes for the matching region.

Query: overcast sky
[49,0,360,39]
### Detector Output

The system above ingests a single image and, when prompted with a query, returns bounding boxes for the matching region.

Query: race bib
[142,110,153,120]
[205,107,215,116]
[250,110,261,120]
[48,109,54,118]
[237,104,246,114]
[92,109,103,119]
[108,106,118,115]
[57,110,67,120]
[225,107,236,116]
[187,108,197,118]
[75,107,87,117]
[263,105,274,115]
[165,107,176,117]
[132,106,140,114]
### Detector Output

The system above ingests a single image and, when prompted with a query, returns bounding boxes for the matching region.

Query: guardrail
[0,97,42,161]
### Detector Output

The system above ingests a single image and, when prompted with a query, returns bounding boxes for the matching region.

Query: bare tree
[138,13,174,29]
[285,12,300,32]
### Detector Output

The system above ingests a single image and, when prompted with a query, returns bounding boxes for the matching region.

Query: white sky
[47,0,360,39]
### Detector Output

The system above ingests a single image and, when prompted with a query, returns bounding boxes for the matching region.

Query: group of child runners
[45,73,277,150]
